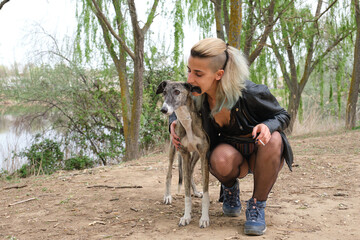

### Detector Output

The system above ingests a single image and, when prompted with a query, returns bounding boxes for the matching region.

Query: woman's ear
[215,69,225,81]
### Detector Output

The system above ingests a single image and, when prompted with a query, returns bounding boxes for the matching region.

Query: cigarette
[259,140,265,146]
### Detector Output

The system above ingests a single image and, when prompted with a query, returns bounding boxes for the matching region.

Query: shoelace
[248,204,261,221]
[223,188,239,207]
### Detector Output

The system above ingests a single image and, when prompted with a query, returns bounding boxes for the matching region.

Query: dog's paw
[163,195,172,205]
[179,215,191,226]
[193,191,203,198]
[199,216,210,228]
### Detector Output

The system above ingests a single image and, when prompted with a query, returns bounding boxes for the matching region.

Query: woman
[169,38,293,236]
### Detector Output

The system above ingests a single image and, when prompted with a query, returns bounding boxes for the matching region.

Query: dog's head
[156,81,201,115]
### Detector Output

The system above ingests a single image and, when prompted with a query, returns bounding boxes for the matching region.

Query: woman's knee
[264,131,283,157]
[209,144,242,177]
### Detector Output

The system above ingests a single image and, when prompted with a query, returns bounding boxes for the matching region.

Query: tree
[229,0,242,48]
[269,0,354,133]
[191,0,293,65]
[77,0,160,161]
[346,0,360,129]
[0,0,10,10]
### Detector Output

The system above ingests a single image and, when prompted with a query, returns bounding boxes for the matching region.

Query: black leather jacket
[170,80,293,171]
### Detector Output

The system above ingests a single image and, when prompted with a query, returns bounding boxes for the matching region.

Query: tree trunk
[345,0,360,129]
[127,36,145,160]
[90,0,159,161]
[286,87,301,135]
[223,0,230,39]
[214,0,225,40]
[229,0,242,48]
[243,0,255,60]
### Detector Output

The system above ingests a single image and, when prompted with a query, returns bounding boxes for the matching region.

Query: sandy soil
[1,129,359,240]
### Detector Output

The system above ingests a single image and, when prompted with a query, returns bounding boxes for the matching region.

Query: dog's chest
[175,106,202,153]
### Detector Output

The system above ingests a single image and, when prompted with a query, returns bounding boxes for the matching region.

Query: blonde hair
[191,38,249,116]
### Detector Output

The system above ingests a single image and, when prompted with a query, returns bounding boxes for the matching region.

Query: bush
[64,155,94,170]
[21,138,64,175]
[17,164,30,178]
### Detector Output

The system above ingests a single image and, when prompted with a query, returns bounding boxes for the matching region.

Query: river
[0,114,36,172]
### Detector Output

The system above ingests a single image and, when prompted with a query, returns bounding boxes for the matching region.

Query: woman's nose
[187,73,195,84]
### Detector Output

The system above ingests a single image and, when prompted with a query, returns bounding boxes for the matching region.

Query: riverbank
[0,129,359,239]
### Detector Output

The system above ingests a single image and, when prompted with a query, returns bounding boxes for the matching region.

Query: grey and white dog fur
[156,81,210,228]
[164,150,203,205]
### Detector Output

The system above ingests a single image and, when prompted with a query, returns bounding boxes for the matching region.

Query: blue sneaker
[244,198,267,235]
[222,179,241,217]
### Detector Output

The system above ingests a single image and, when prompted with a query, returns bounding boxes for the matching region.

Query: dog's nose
[161,107,168,114]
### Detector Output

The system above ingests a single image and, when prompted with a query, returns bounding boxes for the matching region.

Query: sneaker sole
[244,226,267,236]
[222,210,241,217]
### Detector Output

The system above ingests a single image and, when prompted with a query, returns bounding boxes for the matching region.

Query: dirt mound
[1,130,359,239]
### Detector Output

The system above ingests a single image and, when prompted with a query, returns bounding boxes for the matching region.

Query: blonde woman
[169,38,293,236]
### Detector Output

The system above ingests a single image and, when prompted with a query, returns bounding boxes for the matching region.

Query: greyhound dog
[156,81,210,228]
[163,151,203,205]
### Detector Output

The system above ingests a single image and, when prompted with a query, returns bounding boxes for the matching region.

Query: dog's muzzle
[161,106,168,114]
[160,103,174,115]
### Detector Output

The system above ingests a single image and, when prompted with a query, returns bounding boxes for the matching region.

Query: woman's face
[187,56,223,96]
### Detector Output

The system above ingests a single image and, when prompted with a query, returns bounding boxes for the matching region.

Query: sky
[0,0,203,68]
[0,0,77,67]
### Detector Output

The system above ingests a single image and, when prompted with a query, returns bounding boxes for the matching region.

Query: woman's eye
[174,90,180,95]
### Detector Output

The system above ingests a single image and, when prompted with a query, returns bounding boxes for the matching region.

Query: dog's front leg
[179,151,192,226]
[164,144,176,205]
[199,152,210,228]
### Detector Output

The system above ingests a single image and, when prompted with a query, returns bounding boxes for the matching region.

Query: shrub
[21,138,64,175]
[64,155,94,170]
[17,164,29,178]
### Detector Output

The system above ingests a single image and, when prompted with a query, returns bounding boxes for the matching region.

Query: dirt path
[1,130,359,240]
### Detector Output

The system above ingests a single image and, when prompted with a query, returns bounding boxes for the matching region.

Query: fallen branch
[8,197,36,207]
[87,185,143,189]
[309,186,334,189]
[3,184,28,190]
[89,221,106,226]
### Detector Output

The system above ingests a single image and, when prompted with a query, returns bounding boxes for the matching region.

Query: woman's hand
[170,120,181,150]
[252,123,271,146]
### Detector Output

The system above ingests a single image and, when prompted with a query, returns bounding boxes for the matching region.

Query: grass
[291,106,347,138]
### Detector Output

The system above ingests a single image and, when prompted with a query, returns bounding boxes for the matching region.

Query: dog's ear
[156,81,167,94]
[182,83,202,94]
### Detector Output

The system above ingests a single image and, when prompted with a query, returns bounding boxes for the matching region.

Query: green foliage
[173,0,185,81]
[141,48,178,150]
[64,155,94,170]
[20,138,64,175]
[17,164,29,178]
[186,0,214,36]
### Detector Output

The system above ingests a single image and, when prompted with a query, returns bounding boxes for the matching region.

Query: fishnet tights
[209,132,284,201]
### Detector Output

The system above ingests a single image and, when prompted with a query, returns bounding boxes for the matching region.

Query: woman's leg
[209,143,248,187]
[249,131,284,201]
[244,131,285,236]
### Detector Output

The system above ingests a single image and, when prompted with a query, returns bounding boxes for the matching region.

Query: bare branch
[142,0,160,34]
[91,0,135,60]
[315,0,338,21]
[127,0,141,37]
[0,0,10,10]
[307,28,356,84]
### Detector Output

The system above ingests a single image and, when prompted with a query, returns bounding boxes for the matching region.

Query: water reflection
[0,114,39,172]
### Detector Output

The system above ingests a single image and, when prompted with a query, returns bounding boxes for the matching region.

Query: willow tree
[346,0,360,129]
[76,0,159,161]
[269,0,354,133]
[188,0,293,64]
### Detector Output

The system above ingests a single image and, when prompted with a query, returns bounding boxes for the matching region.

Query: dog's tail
[177,154,183,193]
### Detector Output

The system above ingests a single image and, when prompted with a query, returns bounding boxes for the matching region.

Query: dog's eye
[163,90,167,95]
[174,90,180,95]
